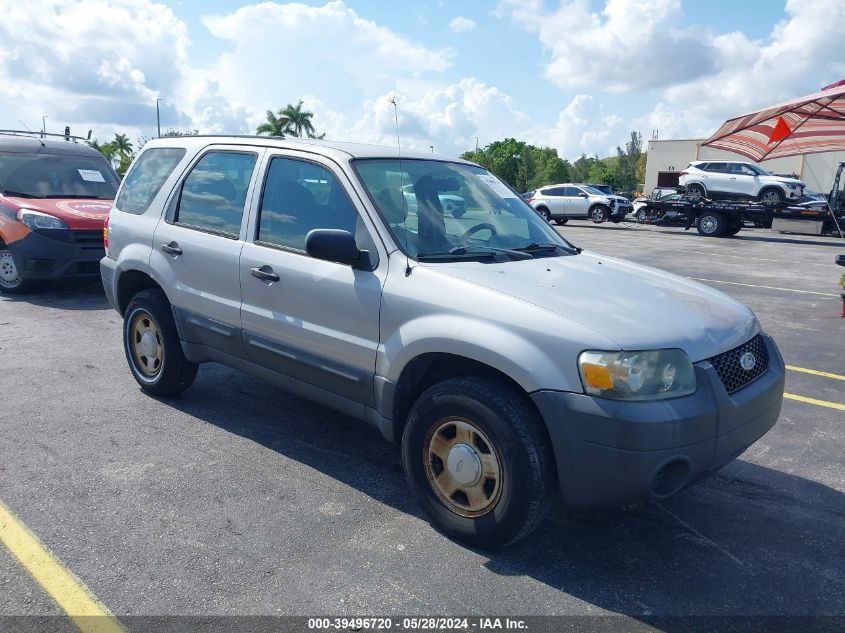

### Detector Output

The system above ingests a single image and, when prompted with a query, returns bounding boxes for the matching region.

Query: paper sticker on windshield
[477,174,516,198]
[77,169,105,183]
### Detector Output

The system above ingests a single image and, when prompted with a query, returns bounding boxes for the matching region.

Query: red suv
[0,135,119,293]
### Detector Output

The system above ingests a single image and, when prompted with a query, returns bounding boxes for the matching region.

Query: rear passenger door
[151,147,261,357]
[239,151,386,409]
[540,187,566,216]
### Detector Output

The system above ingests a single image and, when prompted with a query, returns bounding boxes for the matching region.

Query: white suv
[679,161,804,204]
[529,184,619,224]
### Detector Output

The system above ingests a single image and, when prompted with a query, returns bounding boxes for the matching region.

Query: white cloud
[504,0,713,92]
[449,17,476,33]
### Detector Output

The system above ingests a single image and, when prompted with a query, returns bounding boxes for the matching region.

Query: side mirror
[578,192,588,198]
[306,229,371,269]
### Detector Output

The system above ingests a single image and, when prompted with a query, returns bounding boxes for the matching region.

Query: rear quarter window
[116,147,186,215]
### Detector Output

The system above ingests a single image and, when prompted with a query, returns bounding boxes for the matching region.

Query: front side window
[0,151,119,200]
[563,187,582,197]
[354,159,574,260]
[257,157,373,253]
[117,147,185,215]
[175,151,257,236]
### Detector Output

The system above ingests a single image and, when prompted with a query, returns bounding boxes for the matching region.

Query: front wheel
[759,188,785,205]
[124,289,198,396]
[402,377,555,549]
[590,206,609,223]
[554,218,568,225]
[0,247,31,294]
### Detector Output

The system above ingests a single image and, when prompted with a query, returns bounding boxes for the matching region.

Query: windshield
[0,151,119,199]
[580,185,606,196]
[353,159,575,260]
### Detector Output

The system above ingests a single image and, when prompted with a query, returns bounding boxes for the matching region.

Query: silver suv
[529,184,620,224]
[102,137,785,547]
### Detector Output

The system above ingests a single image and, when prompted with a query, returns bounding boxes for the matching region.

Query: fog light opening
[651,458,692,498]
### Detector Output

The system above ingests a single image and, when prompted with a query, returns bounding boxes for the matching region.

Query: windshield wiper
[43,194,112,200]
[515,241,581,255]
[417,246,533,262]
[1,190,36,198]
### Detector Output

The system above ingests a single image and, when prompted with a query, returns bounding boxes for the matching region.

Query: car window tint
[117,148,185,215]
[563,187,581,196]
[176,151,256,236]
[541,187,562,196]
[706,163,727,172]
[257,157,373,253]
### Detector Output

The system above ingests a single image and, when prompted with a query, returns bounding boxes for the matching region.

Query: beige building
[644,138,845,195]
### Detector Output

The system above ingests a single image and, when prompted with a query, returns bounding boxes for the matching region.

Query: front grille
[72,230,105,250]
[709,335,769,394]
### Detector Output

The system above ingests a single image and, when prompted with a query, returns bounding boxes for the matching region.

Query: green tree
[614,131,643,192]
[256,109,288,137]
[280,100,322,138]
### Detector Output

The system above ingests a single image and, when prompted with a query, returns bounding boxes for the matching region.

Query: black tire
[401,377,555,549]
[535,206,551,222]
[554,218,568,225]
[696,211,727,237]
[725,221,743,236]
[686,183,706,201]
[636,209,647,223]
[123,288,198,396]
[758,187,785,205]
[590,205,609,223]
[0,246,32,294]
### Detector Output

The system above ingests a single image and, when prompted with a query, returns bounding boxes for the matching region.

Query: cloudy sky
[1,0,844,159]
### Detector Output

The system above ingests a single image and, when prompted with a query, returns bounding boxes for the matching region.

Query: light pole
[429,145,434,153]
[41,115,47,138]
[475,137,479,152]
[156,98,163,138]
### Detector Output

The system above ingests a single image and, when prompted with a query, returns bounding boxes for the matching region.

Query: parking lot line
[688,277,839,297]
[784,393,845,411]
[0,500,124,633]
[786,365,845,381]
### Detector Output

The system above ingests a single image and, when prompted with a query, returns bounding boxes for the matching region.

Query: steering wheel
[460,222,498,241]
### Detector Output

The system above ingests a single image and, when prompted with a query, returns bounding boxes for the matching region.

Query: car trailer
[640,165,845,238]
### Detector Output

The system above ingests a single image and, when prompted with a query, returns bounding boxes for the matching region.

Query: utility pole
[475,137,479,152]
[156,98,163,138]
[41,115,47,138]
[429,145,434,153]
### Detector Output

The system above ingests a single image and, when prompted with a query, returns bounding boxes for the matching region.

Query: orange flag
[768,116,792,144]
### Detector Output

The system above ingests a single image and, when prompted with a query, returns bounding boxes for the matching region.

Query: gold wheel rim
[129,311,164,378]
[423,417,503,518]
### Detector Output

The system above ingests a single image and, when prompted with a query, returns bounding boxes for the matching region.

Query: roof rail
[0,129,92,143]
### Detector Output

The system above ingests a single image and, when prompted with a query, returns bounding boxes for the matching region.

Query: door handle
[251,266,280,283]
[160,242,182,256]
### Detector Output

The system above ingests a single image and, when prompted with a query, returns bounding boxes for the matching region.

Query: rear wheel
[725,220,743,236]
[697,211,727,237]
[686,183,706,201]
[402,377,555,548]
[124,289,198,396]
[554,218,568,225]
[535,207,551,222]
[0,247,30,294]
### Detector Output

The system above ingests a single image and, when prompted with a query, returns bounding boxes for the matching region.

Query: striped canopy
[702,80,845,162]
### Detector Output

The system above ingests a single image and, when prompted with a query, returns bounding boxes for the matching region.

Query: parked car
[520,190,534,201]
[0,134,118,293]
[402,184,466,218]
[585,183,633,217]
[528,184,621,224]
[102,136,785,547]
[678,160,804,204]
[632,189,684,221]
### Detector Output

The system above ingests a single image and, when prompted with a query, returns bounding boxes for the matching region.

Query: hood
[0,195,112,230]
[430,251,758,362]
[766,175,804,186]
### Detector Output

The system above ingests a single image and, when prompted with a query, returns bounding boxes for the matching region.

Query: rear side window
[116,148,186,215]
[705,162,727,172]
[175,151,257,237]
[542,187,566,196]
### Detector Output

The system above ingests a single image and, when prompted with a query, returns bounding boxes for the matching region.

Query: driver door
[563,186,589,217]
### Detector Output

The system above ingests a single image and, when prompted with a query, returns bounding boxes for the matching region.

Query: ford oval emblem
[740,352,756,371]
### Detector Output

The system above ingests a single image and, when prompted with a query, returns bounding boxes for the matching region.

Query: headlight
[578,349,696,401]
[786,183,799,189]
[16,209,69,230]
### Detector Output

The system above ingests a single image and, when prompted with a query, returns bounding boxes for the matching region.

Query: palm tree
[279,100,316,138]
[255,110,287,137]
[112,133,133,162]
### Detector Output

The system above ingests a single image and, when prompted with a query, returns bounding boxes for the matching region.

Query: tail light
[103,214,109,252]
[678,171,688,177]
[527,196,534,202]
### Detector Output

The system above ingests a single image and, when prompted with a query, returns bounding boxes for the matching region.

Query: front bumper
[8,229,104,280]
[531,334,785,507]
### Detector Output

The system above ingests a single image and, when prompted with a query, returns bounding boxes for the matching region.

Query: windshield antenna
[389,95,413,275]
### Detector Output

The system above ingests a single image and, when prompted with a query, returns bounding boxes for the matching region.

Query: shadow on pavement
[0,279,110,311]
[162,364,845,622]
